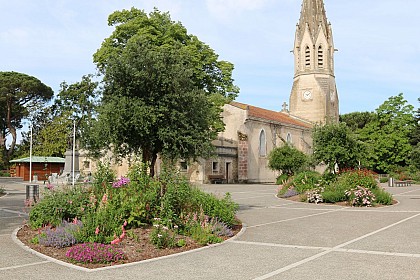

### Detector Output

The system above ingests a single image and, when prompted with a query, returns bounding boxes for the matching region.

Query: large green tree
[312,122,362,173]
[359,93,415,173]
[268,144,307,176]
[409,97,420,146]
[87,8,239,176]
[16,75,98,158]
[340,111,376,130]
[0,72,53,165]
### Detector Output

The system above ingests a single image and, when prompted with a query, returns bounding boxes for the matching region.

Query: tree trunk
[5,100,16,161]
[149,152,158,178]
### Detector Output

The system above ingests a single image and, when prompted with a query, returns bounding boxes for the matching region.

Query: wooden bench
[394,180,414,187]
[208,174,225,184]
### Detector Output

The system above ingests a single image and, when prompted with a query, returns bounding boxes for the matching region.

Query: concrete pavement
[1,181,420,279]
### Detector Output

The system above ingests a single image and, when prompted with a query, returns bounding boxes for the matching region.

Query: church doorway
[225,162,231,184]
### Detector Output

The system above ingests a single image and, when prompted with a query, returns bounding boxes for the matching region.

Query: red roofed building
[194,102,312,184]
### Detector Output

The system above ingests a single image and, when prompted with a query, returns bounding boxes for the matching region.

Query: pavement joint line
[393,189,420,196]
[0,208,29,216]
[336,248,420,258]
[269,206,346,211]
[0,215,27,219]
[231,240,327,251]
[247,208,345,229]
[235,195,275,201]
[231,240,420,259]
[253,212,420,280]
[0,261,51,271]
[230,190,276,194]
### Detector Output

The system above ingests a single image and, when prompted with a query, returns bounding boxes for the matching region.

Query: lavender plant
[281,187,300,198]
[66,242,126,264]
[210,218,233,237]
[39,220,83,248]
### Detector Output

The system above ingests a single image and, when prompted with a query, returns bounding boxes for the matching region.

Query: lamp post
[29,123,33,182]
[72,120,76,187]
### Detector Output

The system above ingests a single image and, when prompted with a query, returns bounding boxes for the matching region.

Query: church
[186,0,340,184]
[79,0,340,184]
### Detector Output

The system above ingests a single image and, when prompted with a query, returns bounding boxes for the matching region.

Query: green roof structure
[10,156,65,163]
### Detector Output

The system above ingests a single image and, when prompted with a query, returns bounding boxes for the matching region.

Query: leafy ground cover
[277,169,395,207]
[18,163,241,269]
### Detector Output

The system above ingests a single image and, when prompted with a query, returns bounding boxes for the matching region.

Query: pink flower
[110,238,120,245]
[123,220,127,227]
[95,226,100,235]
[101,194,108,204]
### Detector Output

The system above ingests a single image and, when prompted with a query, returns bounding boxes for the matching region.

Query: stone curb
[11,223,247,272]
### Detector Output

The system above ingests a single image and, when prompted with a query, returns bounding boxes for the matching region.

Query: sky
[1,0,420,118]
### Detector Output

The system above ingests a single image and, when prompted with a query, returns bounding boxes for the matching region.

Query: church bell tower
[289,0,339,124]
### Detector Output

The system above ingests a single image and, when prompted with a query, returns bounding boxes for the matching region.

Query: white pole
[72,120,75,187]
[29,124,33,183]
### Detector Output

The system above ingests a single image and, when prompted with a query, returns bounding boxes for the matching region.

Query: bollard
[26,184,39,203]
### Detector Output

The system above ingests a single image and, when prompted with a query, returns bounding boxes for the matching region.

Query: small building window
[259,130,267,157]
[318,46,323,68]
[83,161,90,169]
[286,133,293,144]
[212,162,219,173]
[305,46,311,68]
[179,161,188,172]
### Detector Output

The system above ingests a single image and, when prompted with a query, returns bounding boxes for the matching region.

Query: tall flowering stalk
[112,177,130,188]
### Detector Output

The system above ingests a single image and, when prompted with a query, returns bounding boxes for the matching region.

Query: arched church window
[259,130,267,157]
[305,46,311,68]
[286,133,293,144]
[318,46,323,68]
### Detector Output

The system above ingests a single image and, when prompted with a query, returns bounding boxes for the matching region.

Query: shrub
[0,185,5,196]
[29,185,90,228]
[321,189,347,203]
[345,186,375,207]
[338,169,378,190]
[39,220,83,248]
[268,144,308,176]
[276,173,290,185]
[371,188,393,205]
[66,243,126,264]
[379,177,389,183]
[0,171,10,177]
[291,171,321,193]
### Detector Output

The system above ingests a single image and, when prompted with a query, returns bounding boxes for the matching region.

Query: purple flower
[112,177,130,188]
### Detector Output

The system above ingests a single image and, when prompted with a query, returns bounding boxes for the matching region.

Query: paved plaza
[1,181,420,279]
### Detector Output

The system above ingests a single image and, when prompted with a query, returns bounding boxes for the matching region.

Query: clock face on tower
[303,90,312,100]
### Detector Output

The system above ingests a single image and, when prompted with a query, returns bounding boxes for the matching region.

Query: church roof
[229,101,312,129]
[298,0,330,41]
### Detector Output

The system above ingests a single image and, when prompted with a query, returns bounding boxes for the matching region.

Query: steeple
[289,0,339,124]
[297,0,329,43]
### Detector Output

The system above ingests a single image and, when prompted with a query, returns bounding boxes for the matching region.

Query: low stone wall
[0,177,24,184]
